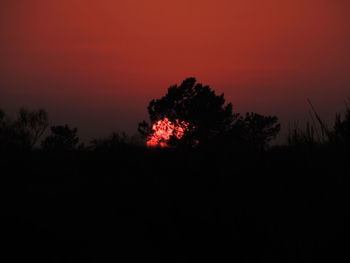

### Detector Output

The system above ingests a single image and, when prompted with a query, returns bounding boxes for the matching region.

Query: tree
[139,78,281,149]
[0,107,49,152]
[42,125,79,151]
[15,107,49,148]
[138,78,238,147]
[237,112,280,150]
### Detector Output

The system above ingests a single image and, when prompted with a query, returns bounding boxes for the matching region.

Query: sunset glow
[147,118,190,147]
[0,0,349,139]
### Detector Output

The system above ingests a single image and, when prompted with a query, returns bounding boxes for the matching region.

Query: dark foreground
[2,145,349,262]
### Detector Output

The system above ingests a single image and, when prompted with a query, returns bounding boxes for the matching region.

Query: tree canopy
[138,78,280,149]
[0,107,48,152]
[42,125,79,152]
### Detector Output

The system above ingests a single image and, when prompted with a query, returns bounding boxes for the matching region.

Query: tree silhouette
[138,77,280,148]
[15,107,49,148]
[42,125,79,151]
[0,107,49,151]
[138,77,238,147]
[236,112,281,150]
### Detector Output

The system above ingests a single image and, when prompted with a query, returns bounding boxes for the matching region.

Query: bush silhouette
[15,108,49,147]
[0,107,48,152]
[333,102,350,146]
[237,112,280,150]
[42,125,79,152]
[286,100,350,149]
[90,132,142,152]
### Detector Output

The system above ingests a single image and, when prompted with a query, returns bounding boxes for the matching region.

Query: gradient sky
[1,0,349,141]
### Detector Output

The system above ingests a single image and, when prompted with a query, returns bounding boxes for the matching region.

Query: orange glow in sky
[0,0,349,140]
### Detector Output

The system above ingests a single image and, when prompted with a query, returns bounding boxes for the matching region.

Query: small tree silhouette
[237,112,280,150]
[15,107,49,148]
[42,125,79,151]
[0,107,49,151]
[138,77,238,147]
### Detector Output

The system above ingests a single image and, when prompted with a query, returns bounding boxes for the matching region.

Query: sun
[146,118,190,147]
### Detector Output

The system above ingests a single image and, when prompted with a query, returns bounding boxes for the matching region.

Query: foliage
[0,107,49,152]
[139,78,239,147]
[287,122,316,147]
[42,125,79,151]
[333,102,350,146]
[15,107,49,147]
[90,132,142,152]
[139,77,280,149]
[237,112,281,149]
[287,100,350,149]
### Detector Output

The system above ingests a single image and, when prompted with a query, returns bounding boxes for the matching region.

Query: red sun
[146,118,190,147]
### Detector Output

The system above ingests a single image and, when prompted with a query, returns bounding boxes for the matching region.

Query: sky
[0,0,349,142]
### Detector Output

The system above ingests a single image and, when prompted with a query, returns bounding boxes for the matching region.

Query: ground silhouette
[1,87,349,262]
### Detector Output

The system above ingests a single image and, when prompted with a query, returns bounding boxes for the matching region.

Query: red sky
[1,0,349,141]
